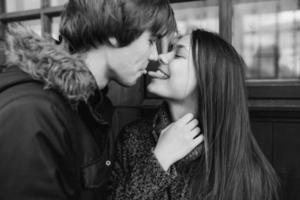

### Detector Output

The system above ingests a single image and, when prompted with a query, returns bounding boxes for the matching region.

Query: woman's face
[147,34,198,101]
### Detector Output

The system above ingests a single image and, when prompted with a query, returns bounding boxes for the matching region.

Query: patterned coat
[110,105,203,200]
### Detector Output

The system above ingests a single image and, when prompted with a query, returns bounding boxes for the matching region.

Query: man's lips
[147,69,170,79]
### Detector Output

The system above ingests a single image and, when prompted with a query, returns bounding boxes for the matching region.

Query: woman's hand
[153,113,203,171]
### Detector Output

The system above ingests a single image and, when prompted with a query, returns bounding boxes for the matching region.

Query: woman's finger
[186,119,199,130]
[186,127,201,139]
[192,134,204,147]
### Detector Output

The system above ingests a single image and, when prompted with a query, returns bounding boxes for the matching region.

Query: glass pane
[50,0,68,7]
[233,0,300,80]
[171,0,219,35]
[5,0,41,12]
[8,20,41,36]
[51,17,60,40]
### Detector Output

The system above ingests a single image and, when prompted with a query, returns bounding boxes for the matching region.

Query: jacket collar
[4,23,98,103]
[152,102,173,141]
[152,103,203,164]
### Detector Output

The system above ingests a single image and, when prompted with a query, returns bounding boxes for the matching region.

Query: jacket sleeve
[110,125,177,200]
[0,96,78,200]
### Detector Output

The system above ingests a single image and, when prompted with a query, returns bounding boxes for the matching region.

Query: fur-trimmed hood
[4,23,98,102]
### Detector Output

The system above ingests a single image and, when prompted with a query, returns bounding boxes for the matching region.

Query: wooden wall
[248,83,300,200]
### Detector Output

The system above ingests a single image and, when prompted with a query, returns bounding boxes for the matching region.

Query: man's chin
[117,78,138,87]
[147,82,159,94]
[114,73,144,87]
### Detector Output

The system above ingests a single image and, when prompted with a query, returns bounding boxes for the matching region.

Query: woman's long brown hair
[188,29,279,200]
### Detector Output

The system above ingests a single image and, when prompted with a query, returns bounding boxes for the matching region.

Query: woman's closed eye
[174,49,187,59]
[172,44,188,59]
[174,54,184,58]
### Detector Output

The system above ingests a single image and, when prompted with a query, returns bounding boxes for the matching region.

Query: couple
[0,0,278,200]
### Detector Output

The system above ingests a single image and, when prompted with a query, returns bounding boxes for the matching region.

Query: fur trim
[5,23,97,102]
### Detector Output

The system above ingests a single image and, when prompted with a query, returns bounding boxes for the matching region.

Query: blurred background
[0,0,299,199]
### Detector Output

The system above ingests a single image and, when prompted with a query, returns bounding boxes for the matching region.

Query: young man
[0,0,177,199]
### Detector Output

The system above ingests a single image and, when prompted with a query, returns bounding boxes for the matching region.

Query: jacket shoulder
[0,80,71,115]
[0,85,79,199]
[0,80,75,140]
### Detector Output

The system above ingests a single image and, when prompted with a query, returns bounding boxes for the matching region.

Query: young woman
[110,29,279,200]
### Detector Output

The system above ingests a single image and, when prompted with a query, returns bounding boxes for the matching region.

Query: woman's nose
[158,54,169,65]
[158,53,171,75]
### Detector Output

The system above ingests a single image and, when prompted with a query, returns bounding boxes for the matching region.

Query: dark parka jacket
[0,25,115,200]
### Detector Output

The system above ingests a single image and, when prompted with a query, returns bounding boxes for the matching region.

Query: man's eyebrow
[150,33,159,38]
[150,36,158,41]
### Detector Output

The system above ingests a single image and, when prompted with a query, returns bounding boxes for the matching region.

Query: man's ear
[108,37,119,47]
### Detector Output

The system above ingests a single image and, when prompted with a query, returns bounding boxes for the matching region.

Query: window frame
[0,0,63,37]
[0,0,299,107]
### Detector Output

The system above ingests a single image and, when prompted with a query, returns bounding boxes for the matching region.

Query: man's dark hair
[59,0,177,53]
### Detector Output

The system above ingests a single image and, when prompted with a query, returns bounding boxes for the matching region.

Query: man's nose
[149,43,159,61]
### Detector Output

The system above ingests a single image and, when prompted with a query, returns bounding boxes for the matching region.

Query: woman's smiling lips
[147,68,170,79]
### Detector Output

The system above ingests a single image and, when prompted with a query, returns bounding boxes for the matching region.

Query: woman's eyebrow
[175,44,187,51]
[174,44,188,55]
[168,35,183,50]
[168,42,188,53]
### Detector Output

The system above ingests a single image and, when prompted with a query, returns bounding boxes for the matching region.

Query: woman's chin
[147,82,157,94]
[147,82,164,97]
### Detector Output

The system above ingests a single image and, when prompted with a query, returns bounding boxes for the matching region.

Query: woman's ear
[108,37,119,47]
